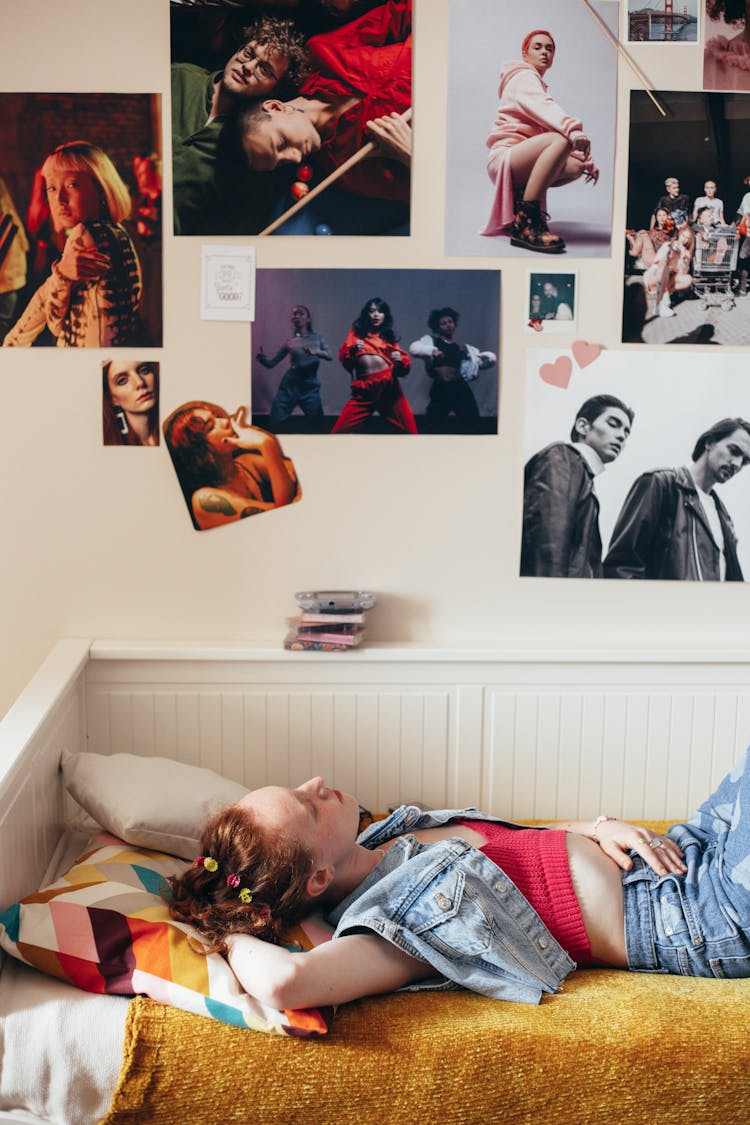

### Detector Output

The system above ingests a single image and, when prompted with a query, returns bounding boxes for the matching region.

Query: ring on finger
[650,838,664,850]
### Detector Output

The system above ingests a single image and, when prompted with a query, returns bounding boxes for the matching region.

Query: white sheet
[0,828,127,1125]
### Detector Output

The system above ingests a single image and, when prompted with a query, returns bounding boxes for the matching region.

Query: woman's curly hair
[706,0,746,24]
[240,16,310,89]
[166,804,316,955]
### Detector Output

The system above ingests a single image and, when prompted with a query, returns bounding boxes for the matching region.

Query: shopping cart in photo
[692,225,740,311]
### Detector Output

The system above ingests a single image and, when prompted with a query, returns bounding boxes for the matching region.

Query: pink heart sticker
[539,355,573,388]
[572,340,602,368]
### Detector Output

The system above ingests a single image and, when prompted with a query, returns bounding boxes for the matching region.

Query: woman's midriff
[430,363,461,383]
[565,832,628,967]
[354,355,390,376]
[404,823,628,968]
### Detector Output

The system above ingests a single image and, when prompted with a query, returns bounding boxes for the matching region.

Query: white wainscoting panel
[84,681,456,813]
[83,647,750,818]
[484,683,750,820]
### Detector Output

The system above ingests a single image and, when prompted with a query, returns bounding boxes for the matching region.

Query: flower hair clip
[195,857,259,907]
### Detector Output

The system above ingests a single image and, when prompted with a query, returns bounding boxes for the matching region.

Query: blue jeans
[269,370,324,430]
[623,745,750,977]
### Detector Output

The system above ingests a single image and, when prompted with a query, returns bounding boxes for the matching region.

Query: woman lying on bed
[167,746,750,1009]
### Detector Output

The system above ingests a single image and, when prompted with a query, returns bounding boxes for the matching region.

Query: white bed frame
[2,638,750,1124]
[2,637,750,911]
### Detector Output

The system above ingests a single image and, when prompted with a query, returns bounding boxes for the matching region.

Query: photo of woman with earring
[102,359,160,446]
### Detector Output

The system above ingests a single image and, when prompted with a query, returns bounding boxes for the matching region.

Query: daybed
[2,640,750,1125]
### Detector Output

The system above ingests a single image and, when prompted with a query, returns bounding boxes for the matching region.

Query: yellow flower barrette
[238,887,253,904]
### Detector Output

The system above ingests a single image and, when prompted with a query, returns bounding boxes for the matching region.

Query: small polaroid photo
[201,245,256,321]
[624,0,699,42]
[526,271,578,335]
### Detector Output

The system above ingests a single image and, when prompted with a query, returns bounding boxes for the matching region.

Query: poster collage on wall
[2,0,749,577]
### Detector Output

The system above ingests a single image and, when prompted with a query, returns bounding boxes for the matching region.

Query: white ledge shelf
[87,639,750,666]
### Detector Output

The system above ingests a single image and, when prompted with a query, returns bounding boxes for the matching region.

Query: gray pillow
[61,751,248,859]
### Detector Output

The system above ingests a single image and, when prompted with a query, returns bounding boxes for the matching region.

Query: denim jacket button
[434,892,452,911]
[495,881,508,895]
[537,937,548,949]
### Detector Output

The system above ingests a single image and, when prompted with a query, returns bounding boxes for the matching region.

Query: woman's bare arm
[229,409,297,508]
[539,817,685,875]
[227,931,432,1010]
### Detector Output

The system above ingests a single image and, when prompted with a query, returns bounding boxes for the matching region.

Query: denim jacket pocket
[404,868,494,956]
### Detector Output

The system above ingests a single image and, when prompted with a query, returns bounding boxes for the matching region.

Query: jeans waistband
[621,855,662,972]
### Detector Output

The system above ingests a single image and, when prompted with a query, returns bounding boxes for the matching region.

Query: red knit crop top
[454,820,592,967]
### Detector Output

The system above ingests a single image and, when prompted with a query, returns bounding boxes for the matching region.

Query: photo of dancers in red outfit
[251,268,500,434]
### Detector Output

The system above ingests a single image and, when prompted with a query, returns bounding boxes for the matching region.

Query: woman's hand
[366,112,412,166]
[593,818,686,876]
[230,406,296,507]
[58,223,111,282]
[229,406,274,452]
[570,133,591,159]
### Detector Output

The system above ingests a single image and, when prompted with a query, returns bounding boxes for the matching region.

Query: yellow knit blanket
[102,972,750,1124]
[100,820,750,1124]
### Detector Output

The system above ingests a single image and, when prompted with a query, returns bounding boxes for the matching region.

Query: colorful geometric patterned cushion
[0,834,332,1037]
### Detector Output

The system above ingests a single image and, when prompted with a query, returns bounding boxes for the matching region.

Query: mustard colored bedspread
[100,821,750,1124]
[102,964,750,1124]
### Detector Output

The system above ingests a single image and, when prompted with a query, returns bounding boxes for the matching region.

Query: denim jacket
[326,806,575,1004]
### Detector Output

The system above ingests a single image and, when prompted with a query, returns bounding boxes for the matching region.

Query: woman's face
[678,228,693,247]
[291,306,311,331]
[235,777,361,872]
[191,407,234,453]
[704,181,717,198]
[108,362,157,415]
[655,208,670,228]
[43,163,102,231]
[523,34,555,74]
[366,303,385,329]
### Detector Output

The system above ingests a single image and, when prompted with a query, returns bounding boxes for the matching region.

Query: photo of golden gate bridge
[627,0,699,41]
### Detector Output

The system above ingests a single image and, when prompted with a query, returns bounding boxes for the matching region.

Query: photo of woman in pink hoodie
[480,29,599,255]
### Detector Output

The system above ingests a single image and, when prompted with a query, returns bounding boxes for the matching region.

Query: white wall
[1,0,744,720]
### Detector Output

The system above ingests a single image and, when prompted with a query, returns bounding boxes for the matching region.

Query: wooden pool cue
[581,0,667,117]
[258,107,413,236]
